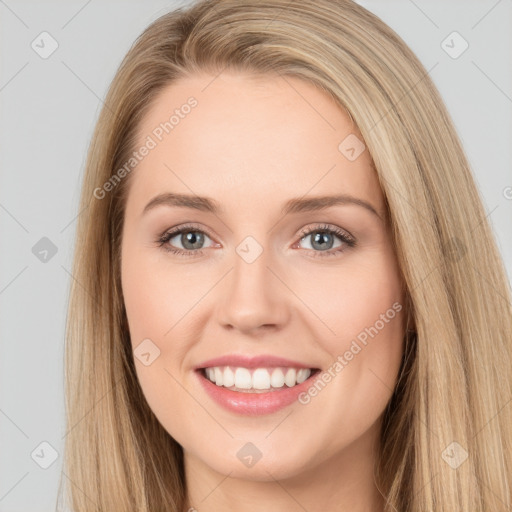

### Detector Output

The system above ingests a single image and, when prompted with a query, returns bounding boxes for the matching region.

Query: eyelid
[297,223,355,244]
[293,223,356,258]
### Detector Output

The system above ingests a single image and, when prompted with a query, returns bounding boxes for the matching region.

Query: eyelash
[156,223,356,258]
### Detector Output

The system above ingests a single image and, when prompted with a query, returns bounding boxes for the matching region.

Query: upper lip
[194,354,318,370]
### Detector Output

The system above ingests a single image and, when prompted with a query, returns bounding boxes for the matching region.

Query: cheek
[121,247,204,437]
[287,249,406,424]
[284,247,405,349]
[121,248,202,344]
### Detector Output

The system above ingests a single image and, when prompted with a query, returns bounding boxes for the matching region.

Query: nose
[216,243,291,335]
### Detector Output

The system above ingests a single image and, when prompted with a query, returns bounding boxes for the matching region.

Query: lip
[194,356,321,416]
[194,354,316,370]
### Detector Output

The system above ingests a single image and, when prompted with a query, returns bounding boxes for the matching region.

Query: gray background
[0,1,511,510]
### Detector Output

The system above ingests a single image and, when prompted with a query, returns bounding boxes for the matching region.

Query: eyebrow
[142,192,383,221]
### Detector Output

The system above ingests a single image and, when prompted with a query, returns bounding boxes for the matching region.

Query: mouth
[197,365,322,393]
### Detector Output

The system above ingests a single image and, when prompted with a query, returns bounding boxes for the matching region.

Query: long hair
[58,1,512,510]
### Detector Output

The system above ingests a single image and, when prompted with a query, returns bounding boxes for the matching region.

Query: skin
[120,71,406,512]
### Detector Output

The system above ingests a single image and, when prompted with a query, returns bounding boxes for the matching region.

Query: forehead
[128,71,384,217]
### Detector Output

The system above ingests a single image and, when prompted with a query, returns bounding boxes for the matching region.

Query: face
[120,71,406,482]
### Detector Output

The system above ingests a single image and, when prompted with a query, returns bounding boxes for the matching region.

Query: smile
[195,365,321,415]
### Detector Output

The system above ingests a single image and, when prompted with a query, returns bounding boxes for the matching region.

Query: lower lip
[195,369,320,415]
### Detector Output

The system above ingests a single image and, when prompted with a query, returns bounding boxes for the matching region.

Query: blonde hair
[58,1,512,510]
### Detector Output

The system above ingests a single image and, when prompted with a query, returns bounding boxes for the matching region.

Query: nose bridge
[216,233,289,332]
[233,235,271,292]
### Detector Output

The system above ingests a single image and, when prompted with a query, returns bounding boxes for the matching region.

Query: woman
[58,1,512,511]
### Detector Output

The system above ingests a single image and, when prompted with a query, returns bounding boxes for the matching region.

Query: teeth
[203,366,313,391]
[270,369,285,388]
[252,368,271,389]
[296,368,310,384]
[284,368,296,387]
[234,368,252,389]
[223,366,235,387]
[214,367,223,386]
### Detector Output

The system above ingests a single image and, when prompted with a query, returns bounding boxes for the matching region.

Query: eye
[156,222,356,258]
[157,223,216,256]
[295,224,356,258]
